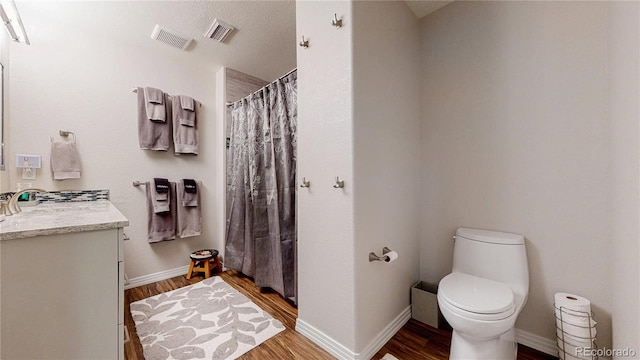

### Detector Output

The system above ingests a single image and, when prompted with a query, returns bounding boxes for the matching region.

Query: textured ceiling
[15,1,452,81]
[16,1,297,82]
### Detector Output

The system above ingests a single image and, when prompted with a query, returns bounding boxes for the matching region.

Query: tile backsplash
[36,190,109,203]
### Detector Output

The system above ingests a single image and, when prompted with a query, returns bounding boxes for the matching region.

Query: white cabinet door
[1,229,120,359]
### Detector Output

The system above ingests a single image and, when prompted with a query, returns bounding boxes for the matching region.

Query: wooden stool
[186,249,221,279]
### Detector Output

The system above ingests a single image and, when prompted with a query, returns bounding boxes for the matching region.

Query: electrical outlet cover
[21,167,36,180]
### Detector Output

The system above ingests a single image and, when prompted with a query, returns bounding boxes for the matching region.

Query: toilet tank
[452,227,529,296]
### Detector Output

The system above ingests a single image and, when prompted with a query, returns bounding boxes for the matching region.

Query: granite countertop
[0,200,129,240]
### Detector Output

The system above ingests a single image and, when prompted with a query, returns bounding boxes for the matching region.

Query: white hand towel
[143,87,166,122]
[50,141,81,180]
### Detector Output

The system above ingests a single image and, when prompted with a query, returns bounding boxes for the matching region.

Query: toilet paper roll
[555,292,596,357]
[384,251,399,263]
[556,327,597,345]
[556,317,597,339]
[554,293,592,325]
[558,338,593,350]
[555,309,593,328]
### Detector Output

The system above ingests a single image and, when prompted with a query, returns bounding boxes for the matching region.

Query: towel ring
[59,130,76,144]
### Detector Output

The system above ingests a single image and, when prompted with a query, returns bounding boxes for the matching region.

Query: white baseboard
[124,265,190,290]
[295,307,411,360]
[356,306,412,359]
[516,328,558,357]
[295,318,355,360]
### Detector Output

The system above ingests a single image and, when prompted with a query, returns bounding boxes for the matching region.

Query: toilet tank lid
[456,228,524,245]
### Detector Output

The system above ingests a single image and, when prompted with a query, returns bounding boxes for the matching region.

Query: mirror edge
[0,61,5,171]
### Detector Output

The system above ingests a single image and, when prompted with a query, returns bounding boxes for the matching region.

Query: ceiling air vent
[204,19,235,43]
[151,24,193,50]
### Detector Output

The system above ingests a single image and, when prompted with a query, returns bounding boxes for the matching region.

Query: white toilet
[437,227,529,360]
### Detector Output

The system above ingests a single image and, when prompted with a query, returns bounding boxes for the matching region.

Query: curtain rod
[225,67,297,107]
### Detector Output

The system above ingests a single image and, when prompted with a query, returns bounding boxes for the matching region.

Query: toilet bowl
[437,228,529,360]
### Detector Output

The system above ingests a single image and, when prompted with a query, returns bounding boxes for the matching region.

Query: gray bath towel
[181,178,198,206]
[172,95,198,155]
[176,179,202,238]
[137,87,170,151]
[178,95,195,113]
[143,87,166,122]
[151,178,170,213]
[146,181,176,243]
[50,141,81,180]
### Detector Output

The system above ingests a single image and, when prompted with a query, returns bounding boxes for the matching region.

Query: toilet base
[450,328,517,360]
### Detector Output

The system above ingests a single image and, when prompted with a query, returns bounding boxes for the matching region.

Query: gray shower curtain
[225,71,297,299]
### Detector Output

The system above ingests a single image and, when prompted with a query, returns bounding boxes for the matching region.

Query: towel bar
[132,88,201,108]
[132,180,145,187]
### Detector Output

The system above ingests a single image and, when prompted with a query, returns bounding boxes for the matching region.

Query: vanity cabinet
[0,201,128,360]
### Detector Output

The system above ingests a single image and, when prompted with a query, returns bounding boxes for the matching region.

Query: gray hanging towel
[178,95,195,124]
[143,87,166,122]
[50,141,81,180]
[176,179,202,238]
[172,95,198,155]
[137,87,170,151]
[151,178,170,213]
[146,181,177,243]
[182,178,198,206]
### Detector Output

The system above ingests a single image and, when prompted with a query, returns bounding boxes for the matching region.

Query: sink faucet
[6,188,46,215]
[0,192,14,216]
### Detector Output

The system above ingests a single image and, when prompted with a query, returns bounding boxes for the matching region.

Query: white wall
[0,20,8,193]
[0,18,12,360]
[352,0,420,354]
[214,68,226,270]
[419,1,612,348]
[296,0,358,353]
[608,0,640,355]
[296,1,421,357]
[8,1,218,279]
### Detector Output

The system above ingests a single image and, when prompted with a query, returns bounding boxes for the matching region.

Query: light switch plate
[16,154,42,168]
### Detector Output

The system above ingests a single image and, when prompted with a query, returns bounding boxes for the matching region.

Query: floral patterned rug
[130,276,285,360]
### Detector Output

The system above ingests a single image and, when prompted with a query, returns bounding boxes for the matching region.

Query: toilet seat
[439,272,515,321]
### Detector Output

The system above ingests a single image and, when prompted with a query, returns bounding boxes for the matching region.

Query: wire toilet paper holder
[554,303,598,360]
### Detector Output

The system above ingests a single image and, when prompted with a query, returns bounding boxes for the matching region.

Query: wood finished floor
[125,270,558,360]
